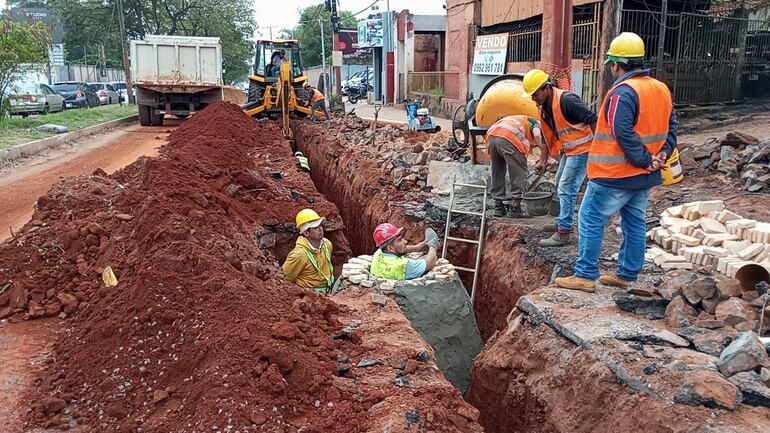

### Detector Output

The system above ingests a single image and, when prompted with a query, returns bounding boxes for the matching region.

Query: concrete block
[723,239,753,255]
[692,228,707,241]
[662,261,694,270]
[661,216,684,228]
[667,205,684,218]
[699,218,728,234]
[718,257,741,274]
[717,209,742,223]
[755,244,770,263]
[703,246,729,258]
[672,233,702,247]
[703,233,739,247]
[348,257,371,266]
[696,200,726,215]
[738,243,765,261]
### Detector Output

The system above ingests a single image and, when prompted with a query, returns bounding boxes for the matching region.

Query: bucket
[522,191,553,216]
[662,148,684,186]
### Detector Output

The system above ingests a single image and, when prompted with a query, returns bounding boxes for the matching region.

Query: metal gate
[573,3,603,110]
[622,8,770,105]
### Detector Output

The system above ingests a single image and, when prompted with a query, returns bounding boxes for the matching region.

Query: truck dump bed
[130,35,223,91]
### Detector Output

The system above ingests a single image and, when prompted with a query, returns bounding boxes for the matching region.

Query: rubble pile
[325,116,463,194]
[0,102,478,432]
[690,131,770,192]
[647,199,770,275]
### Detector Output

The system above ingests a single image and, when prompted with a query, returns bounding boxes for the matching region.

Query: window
[106,84,115,91]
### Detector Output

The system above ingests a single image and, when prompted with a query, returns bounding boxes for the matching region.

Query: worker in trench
[282,209,335,293]
[555,32,677,293]
[369,223,440,280]
[522,68,597,246]
[486,115,550,218]
[305,83,330,122]
[295,151,310,172]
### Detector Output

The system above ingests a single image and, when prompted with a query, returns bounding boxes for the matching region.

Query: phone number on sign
[472,62,504,74]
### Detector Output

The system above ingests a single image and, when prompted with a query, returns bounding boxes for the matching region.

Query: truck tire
[151,111,164,126]
[138,105,152,126]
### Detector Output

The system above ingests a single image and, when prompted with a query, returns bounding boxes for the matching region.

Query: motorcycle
[346,80,371,104]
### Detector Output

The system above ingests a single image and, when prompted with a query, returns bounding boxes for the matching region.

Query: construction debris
[689,132,770,192]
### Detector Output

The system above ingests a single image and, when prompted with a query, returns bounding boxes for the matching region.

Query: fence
[621,9,770,104]
[573,3,603,110]
[507,26,542,62]
[64,64,125,83]
[407,71,461,99]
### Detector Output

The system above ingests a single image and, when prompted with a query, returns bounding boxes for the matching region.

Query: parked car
[109,81,132,103]
[52,81,100,109]
[89,82,120,105]
[7,82,66,117]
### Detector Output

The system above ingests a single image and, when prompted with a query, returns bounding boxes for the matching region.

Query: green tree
[0,20,49,118]
[290,5,357,67]
[48,0,255,83]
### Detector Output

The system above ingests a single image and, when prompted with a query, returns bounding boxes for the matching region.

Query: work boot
[493,200,507,217]
[506,205,529,219]
[539,230,571,247]
[599,274,632,289]
[554,275,596,293]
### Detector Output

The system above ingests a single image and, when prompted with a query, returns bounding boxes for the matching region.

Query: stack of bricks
[338,254,459,292]
[647,200,770,276]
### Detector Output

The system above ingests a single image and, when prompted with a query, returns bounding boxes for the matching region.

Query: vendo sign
[472,33,509,76]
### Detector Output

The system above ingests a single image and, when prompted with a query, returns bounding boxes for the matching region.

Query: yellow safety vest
[370,249,409,280]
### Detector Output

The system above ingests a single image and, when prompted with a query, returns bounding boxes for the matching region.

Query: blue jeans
[555,153,588,231]
[574,181,650,281]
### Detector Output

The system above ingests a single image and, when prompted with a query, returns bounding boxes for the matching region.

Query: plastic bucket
[662,148,684,186]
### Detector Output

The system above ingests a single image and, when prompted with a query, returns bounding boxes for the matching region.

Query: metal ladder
[441,180,488,303]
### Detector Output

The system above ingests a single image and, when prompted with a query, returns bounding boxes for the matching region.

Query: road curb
[0,114,139,162]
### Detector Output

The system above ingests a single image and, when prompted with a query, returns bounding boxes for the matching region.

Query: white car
[109,81,133,103]
[7,82,65,117]
[89,82,120,105]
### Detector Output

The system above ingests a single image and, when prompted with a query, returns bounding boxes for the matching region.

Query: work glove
[424,227,440,250]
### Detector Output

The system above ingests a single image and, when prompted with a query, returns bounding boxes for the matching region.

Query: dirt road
[0,120,179,243]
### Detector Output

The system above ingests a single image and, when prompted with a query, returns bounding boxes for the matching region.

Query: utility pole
[320,17,327,94]
[328,0,342,95]
[117,0,135,103]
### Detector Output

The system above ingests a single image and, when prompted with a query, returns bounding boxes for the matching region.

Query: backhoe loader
[242,39,326,138]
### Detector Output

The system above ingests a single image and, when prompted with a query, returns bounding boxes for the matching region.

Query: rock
[371,294,388,307]
[728,371,770,408]
[36,124,69,134]
[270,322,299,341]
[41,396,66,414]
[701,297,721,315]
[673,370,742,410]
[682,277,718,304]
[152,389,169,404]
[716,276,743,298]
[415,349,430,362]
[694,312,725,329]
[658,270,697,300]
[717,331,770,377]
[114,213,134,221]
[678,326,729,356]
[722,131,759,148]
[27,302,45,318]
[395,375,410,387]
[56,292,79,314]
[716,297,758,326]
[762,367,770,386]
[614,293,668,318]
[628,283,657,297]
[717,160,739,177]
[357,358,383,368]
[456,403,480,422]
[666,295,698,328]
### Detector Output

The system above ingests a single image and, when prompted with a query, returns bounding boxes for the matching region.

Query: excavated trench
[290,120,770,433]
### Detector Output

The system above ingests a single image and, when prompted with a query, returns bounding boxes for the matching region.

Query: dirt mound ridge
[0,102,372,431]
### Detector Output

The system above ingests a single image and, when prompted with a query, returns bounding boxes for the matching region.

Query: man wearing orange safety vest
[523,69,597,247]
[283,209,335,293]
[485,115,550,218]
[305,83,330,122]
[555,32,677,293]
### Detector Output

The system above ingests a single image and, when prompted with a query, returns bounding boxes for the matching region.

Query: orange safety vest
[540,88,593,157]
[310,89,325,104]
[485,115,535,157]
[587,76,672,179]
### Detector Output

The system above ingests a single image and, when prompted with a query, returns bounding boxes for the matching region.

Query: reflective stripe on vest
[485,115,532,156]
[303,240,334,291]
[540,88,593,157]
[587,76,672,180]
[369,249,409,280]
[296,155,310,171]
[310,90,325,104]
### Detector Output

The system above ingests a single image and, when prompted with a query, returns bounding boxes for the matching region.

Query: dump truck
[130,35,224,126]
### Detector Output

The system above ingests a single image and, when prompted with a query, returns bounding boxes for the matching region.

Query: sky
[253,0,447,38]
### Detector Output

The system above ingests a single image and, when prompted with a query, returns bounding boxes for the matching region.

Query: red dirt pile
[0,102,477,432]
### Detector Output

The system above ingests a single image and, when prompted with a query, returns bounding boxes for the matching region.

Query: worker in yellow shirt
[282,209,334,293]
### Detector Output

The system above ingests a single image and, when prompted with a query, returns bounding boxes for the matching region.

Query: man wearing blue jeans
[555,32,677,292]
[522,69,596,246]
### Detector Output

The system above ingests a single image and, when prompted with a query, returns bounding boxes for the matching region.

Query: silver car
[8,82,66,117]
[88,82,120,105]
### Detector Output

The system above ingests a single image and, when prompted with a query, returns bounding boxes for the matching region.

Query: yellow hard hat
[605,32,645,64]
[295,208,323,230]
[522,69,549,96]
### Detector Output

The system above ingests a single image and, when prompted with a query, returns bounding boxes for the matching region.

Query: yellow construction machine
[242,39,326,138]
